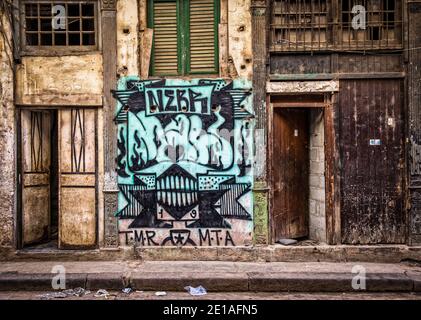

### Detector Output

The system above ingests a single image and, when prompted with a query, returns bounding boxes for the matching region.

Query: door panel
[58,108,97,248]
[272,108,309,240]
[21,110,51,245]
[339,80,405,244]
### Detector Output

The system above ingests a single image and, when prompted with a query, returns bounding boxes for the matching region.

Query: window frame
[269,0,403,52]
[147,0,220,77]
[20,0,100,56]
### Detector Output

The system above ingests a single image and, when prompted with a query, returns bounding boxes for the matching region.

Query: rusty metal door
[58,108,97,249]
[20,110,51,246]
[339,79,405,244]
[272,108,310,240]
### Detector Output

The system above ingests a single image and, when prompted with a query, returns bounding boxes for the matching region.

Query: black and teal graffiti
[112,78,254,246]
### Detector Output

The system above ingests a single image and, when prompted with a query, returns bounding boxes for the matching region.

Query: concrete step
[1,269,420,292]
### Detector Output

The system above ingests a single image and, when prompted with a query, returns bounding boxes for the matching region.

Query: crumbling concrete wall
[0,8,15,247]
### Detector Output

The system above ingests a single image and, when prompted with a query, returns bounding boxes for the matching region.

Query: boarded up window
[148,0,219,76]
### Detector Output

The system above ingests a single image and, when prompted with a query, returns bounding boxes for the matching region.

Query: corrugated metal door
[339,79,405,244]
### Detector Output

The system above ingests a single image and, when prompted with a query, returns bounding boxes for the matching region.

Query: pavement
[1,260,421,294]
[1,291,421,300]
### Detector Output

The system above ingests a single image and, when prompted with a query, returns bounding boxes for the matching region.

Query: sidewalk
[1,261,421,292]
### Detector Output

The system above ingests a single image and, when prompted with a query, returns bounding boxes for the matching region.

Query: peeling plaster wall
[228,0,252,80]
[16,54,103,106]
[117,0,139,76]
[0,10,15,247]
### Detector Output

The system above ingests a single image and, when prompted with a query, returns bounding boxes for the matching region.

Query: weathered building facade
[252,0,421,247]
[0,0,421,258]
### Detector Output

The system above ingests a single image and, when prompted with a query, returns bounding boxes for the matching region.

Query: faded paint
[117,0,139,76]
[16,54,103,106]
[0,8,15,247]
[135,0,252,81]
[267,81,339,93]
[58,109,97,248]
[113,78,254,247]
[228,0,252,80]
[253,181,269,245]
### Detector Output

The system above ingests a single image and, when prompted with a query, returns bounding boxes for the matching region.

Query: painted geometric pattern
[112,78,254,246]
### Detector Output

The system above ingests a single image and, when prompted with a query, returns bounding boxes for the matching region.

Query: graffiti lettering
[145,85,215,115]
[112,79,254,247]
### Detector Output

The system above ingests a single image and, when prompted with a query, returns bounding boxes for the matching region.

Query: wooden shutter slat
[153,1,178,75]
[189,0,216,73]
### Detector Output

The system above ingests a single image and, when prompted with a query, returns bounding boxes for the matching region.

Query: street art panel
[112,78,254,246]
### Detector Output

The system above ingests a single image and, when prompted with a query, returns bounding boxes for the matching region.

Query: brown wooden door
[272,108,309,240]
[20,110,51,246]
[58,108,97,249]
[339,80,405,244]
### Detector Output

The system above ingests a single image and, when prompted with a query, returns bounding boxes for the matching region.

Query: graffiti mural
[112,78,254,246]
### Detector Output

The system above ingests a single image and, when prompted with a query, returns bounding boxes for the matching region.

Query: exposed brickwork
[309,109,326,243]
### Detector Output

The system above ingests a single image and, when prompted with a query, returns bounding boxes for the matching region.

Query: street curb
[130,272,249,292]
[0,273,86,291]
[248,272,413,292]
[0,271,420,292]
[86,273,128,290]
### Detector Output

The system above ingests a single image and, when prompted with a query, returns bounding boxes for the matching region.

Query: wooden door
[339,80,405,244]
[58,108,97,249]
[272,108,309,240]
[20,110,51,245]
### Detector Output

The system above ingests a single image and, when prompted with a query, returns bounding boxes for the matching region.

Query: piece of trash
[122,288,132,294]
[276,238,298,246]
[38,292,68,300]
[184,285,207,296]
[65,287,90,297]
[94,289,110,298]
[136,290,144,293]
[37,287,91,300]
[155,291,167,296]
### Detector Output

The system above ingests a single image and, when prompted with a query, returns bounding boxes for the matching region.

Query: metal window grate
[271,0,329,51]
[270,0,403,52]
[337,0,402,50]
[23,1,96,47]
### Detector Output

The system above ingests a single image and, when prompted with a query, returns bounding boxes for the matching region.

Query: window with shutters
[148,0,219,76]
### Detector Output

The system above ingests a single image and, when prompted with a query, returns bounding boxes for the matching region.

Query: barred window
[22,1,98,51]
[270,0,402,52]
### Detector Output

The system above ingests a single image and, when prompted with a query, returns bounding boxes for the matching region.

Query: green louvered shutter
[152,1,179,75]
[188,0,218,73]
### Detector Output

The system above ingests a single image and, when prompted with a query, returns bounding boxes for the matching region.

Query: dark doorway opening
[271,106,327,244]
